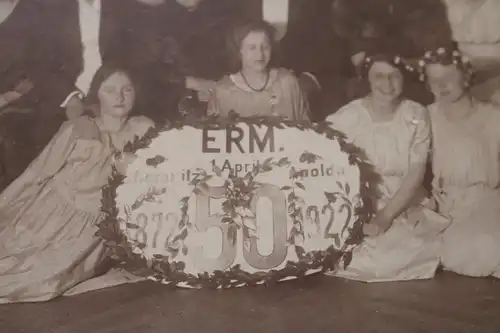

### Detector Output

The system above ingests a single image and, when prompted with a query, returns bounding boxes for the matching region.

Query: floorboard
[1,272,499,333]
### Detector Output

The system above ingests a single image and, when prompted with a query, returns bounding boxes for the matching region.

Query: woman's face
[367,61,404,103]
[98,72,135,118]
[240,30,272,73]
[425,63,468,103]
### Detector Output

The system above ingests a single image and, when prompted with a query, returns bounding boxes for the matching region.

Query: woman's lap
[440,205,500,277]
[331,210,444,282]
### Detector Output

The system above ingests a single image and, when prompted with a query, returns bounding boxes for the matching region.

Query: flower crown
[417,46,474,81]
[362,54,416,76]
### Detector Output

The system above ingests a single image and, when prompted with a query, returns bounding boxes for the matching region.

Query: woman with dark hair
[325,47,450,282]
[0,65,153,303]
[207,20,309,121]
[420,44,500,279]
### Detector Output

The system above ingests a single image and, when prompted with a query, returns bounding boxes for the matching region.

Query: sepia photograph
[0,0,499,332]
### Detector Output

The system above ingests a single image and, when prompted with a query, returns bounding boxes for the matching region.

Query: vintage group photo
[0,0,499,332]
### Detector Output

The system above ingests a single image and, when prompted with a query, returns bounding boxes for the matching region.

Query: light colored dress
[325,99,450,282]
[0,115,153,303]
[430,100,500,278]
[207,68,309,121]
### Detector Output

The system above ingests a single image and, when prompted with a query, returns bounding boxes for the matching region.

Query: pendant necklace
[240,70,270,92]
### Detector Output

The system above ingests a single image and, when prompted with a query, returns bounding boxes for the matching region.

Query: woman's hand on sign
[363,212,393,237]
[185,76,216,102]
[114,152,137,175]
[362,223,382,237]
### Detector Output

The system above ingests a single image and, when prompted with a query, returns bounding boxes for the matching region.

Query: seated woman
[207,20,309,121]
[419,44,500,279]
[325,47,450,282]
[0,65,154,303]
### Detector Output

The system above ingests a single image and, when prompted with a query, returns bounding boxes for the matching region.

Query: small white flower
[394,56,401,64]
[243,216,258,232]
[235,207,255,218]
[424,51,432,58]
[418,60,426,67]
[437,47,445,54]
[452,50,460,57]
[233,214,243,227]
[132,246,143,254]
[270,94,279,106]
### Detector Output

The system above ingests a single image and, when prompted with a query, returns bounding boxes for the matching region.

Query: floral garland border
[98,113,381,288]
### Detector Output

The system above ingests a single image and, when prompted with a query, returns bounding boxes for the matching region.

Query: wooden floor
[1,272,499,333]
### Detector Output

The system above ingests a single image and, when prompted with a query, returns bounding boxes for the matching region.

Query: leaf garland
[98,115,380,288]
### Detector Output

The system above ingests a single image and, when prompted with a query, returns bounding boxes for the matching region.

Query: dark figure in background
[39,0,186,125]
[235,0,352,122]
[0,0,74,190]
[40,0,209,126]
[164,0,237,81]
[93,0,228,122]
[38,0,128,118]
[332,0,454,106]
[114,0,190,122]
[160,0,243,117]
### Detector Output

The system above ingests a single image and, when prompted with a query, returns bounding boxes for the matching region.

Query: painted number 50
[192,184,288,271]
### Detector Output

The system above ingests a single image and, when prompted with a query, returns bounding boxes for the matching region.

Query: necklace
[240,70,270,92]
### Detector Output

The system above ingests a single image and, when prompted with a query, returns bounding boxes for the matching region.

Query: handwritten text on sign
[118,123,360,275]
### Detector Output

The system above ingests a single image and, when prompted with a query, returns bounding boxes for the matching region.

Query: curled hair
[226,19,277,73]
[84,64,135,116]
[417,42,474,83]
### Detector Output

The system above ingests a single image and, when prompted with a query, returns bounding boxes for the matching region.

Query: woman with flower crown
[207,20,309,121]
[325,44,450,282]
[419,44,500,279]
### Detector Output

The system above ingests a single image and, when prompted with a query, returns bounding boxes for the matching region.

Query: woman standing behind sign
[325,47,450,282]
[207,20,309,121]
[0,65,153,303]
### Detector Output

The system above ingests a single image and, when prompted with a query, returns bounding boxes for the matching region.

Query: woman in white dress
[0,65,154,303]
[419,44,500,278]
[326,50,450,282]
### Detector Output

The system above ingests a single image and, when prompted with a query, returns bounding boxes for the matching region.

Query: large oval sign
[100,119,370,288]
